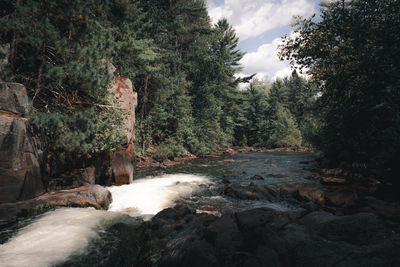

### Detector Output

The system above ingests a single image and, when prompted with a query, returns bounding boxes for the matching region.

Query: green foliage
[238,73,318,148]
[280,0,400,178]
[30,106,126,154]
[267,105,302,148]
[1,0,320,161]
[0,0,140,154]
[133,1,250,157]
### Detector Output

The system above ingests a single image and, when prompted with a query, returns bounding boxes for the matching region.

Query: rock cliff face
[100,74,137,186]
[0,82,44,203]
[0,51,137,204]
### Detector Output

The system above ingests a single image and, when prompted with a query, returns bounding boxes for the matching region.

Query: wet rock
[325,189,358,207]
[235,207,290,231]
[37,184,112,209]
[298,187,326,205]
[365,198,400,221]
[0,185,112,228]
[281,184,326,205]
[282,211,400,267]
[224,183,278,201]
[144,205,292,267]
[223,159,235,163]
[320,177,347,185]
[206,214,243,260]
[306,173,321,180]
[319,168,343,176]
[221,178,230,184]
[135,203,400,267]
[280,183,359,208]
[250,174,264,180]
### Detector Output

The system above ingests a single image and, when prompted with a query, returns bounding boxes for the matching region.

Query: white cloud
[207,0,315,40]
[239,36,291,81]
[273,67,293,80]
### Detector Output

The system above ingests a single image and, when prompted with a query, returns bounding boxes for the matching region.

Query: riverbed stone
[224,183,278,201]
[35,184,112,209]
[0,184,112,230]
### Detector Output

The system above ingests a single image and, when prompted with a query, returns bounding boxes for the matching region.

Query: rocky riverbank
[57,178,400,267]
[134,203,400,267]
[0,185,112,230]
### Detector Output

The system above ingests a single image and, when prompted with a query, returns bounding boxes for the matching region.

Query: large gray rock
[0,83,32,115]
[136,204,400,267]
[282,211,400,267]
[0,82,44,203]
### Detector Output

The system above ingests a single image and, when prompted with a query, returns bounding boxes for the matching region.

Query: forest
[1,0,399,187]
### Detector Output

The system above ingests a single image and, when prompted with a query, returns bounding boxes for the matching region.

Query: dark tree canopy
[280,0,400,180]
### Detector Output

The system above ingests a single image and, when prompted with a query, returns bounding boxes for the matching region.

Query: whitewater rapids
[0,174,211,267]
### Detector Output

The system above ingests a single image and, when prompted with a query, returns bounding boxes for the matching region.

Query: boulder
[0,83,44,203]
[34,184,112,209]
[324,189,358,207]
[365,198,400,221]
[280,184,325,205]
[145,205,292,267]
[320,177,347,185]
[224,183,278,201]
[0,83,31,115]
[0,184,112,228]
[283,211,400,267]
[250,174,264,180]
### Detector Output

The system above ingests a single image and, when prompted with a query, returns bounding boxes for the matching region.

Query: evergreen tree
[281,0,400,180]
[0,0,132,154]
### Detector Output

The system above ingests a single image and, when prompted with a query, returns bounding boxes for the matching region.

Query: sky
[206,0,322,82]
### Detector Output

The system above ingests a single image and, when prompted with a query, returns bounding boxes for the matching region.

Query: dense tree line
[281,0,400,182]
[4,0,397,187]
[2,0,313,161]
[237,72,318,149]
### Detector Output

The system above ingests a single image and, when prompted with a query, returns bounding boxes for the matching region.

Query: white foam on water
[0,208,118,267]
[107,173,212,216]
[0,173,212,267]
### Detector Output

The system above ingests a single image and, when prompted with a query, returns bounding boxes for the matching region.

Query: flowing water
[0,151,316,267]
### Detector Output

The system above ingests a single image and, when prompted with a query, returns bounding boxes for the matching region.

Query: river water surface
[0,151,316,267]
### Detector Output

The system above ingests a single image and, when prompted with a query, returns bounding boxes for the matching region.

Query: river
[0,151,316,267]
